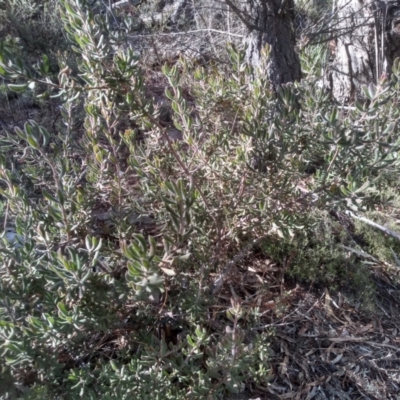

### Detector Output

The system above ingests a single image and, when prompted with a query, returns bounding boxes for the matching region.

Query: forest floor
[219,255,400,400]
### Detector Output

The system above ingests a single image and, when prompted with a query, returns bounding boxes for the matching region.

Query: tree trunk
[331,0,400,102]
[167,0,194,29]
[226,0,301,86]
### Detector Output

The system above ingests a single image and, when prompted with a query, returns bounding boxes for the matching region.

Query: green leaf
[127,263,141,277]
[353,180,370,194]
[329,107,338,124]
[27,135,39,149]
[8,83,28,92]
[43,189,59,203]
[110,360,119,372]
[148,236,156,258]
[57,188,65,205]
[39,126,50,146]
[14,127,26,140]
[57,302,69,318]
[40,54,50,74]
[367,83,376,99]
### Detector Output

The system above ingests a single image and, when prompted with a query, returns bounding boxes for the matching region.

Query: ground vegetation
[0,1,400,398]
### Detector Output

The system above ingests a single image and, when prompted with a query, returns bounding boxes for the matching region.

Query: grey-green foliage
[0,0,69,71]
[0,0,400,397]
[0,1,270,398]
[300,43,328,78]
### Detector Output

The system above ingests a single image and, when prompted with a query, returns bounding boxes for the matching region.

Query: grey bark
[167,0,194,29]
[331,0,400,103]
[127,0,194,29]
[227,0,301,86]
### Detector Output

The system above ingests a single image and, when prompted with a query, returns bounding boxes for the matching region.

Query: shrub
[0,0,69,70]
[0,0,400,397]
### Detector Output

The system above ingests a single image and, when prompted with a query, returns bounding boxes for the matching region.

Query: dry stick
[381,7,387,76]
[346,210,400,241]
[130,28,243,38]
[374,9,380,84]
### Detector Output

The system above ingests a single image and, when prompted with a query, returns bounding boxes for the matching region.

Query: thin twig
[130,28,244,38]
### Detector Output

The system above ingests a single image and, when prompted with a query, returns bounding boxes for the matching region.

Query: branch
[131,28,244,38]
[223,0,256,31]
[303,1,376,47]
[346,211,400,241]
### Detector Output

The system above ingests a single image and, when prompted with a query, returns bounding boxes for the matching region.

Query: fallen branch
[346,211,400,241]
